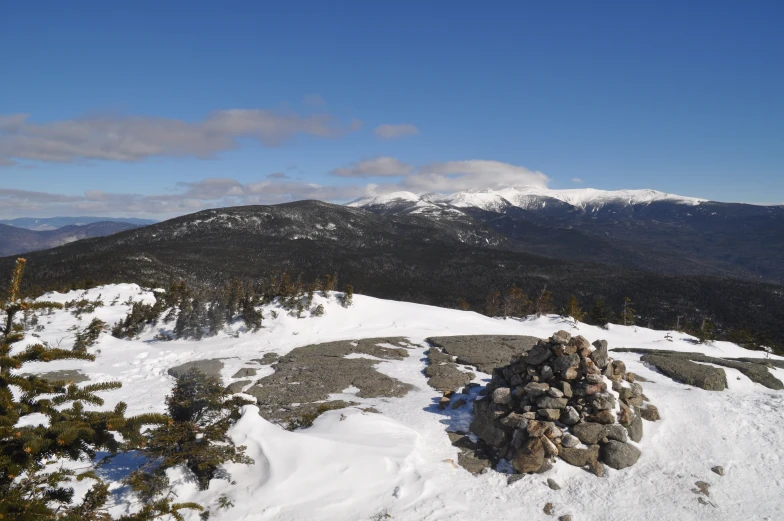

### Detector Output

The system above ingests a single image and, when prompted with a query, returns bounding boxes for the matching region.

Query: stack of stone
[470,330,658,476]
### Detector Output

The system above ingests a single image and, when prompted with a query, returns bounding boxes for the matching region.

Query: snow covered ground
[16,284,784,521]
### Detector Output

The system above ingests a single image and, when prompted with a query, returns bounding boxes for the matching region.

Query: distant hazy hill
[0,216,156,231]
[0,221,142,257]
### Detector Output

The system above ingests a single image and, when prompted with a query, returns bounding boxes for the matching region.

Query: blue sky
[1,1,782,217]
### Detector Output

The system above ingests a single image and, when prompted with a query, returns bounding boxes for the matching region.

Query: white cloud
[0,158,550,218]
[0,110,361,165]
[330,157,414,178]
[571,177,583,184]
[374,123,419,139]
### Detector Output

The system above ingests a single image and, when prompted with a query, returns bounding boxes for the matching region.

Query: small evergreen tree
[589,297,610,328]
[621,297,636,326]
[73,317,107,352]
[564,295,585,322]
[456,298,470,311]
[341,284,354,307]
[485,290,501,317]
[535,286,554,317]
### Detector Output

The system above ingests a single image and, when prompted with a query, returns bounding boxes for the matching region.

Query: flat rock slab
[226,379,253,394]
[614,348,783,390]
[24,369,89,384]
[245,337,414,424]
[640,354,727,391]
[232,367,257,378]
[426,347,475,392]
[427,335,540,373]
[167,359,224,380]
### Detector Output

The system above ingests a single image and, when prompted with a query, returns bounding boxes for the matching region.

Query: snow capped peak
[352,186,706,212]
[347,191,422,207]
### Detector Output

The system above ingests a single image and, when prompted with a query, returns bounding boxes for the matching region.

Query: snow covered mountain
[349,187,706,214]
[351,187,784,285]
[18,283,784,521]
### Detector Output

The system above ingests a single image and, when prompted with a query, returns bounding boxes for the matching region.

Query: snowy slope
[16,285,784,521]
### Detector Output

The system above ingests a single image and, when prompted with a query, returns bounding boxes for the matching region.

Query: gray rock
[606,424,628,443]
[470,399,512,448]
[547,478,561,490]
[26,369,89,384]
[561,406,580,426]
[540,365,554,381]
[537,396,568,409]
[457,450,492,475]
[552,330,572,345]
[559,445,599,467]
[538,409,561,421]
[527,344,553,366]
[600,440,641,469]
[590,342,610,369]
[561,433,580,448]
[426,362,475,392]
[493,387,512,405]
[626,413,643,442]
[591,393,616,410]
[168,359,224,379]
[524,382,551,396]
[560,381,573,398]
[559,516,573,521]
[641,354,727,391]
[513,437,546,473]
[640,404,660,421]
[225,379,252,393]
[543,503,554,516]
[572,422,609,445]
[246,338,413,423]
[553,354,580,374]
[451,398,467,409]
[712,465,725,476]
[232,367,257,378]
[427,335,539,373]
[548,387,564,398]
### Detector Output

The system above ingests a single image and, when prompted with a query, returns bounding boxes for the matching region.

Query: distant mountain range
[350,187,784,284]
[0,221,144,257]
[3,198,783,348]
[0,216,157,231]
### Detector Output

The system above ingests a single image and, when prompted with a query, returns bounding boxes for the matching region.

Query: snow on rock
[19,285,784,520]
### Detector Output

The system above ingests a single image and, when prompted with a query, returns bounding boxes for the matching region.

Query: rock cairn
[470,330,658,476]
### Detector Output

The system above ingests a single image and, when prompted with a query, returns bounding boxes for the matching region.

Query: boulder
[559,445,599,467]
[537,396,568,409]
[493,387,512,405]
[561,406,580,426]
[552,330,572,344]
[561,433,580,448]
[591,393,616,410]
[586,410,615,424]
[572,422,608,445]
[590,341,609,368]
[526,344,553,366]
[538,409,561,421]
[470,399,512,448]
[524,382,550,396]
[553,354,580,374]
[600,440,641,469]
[626,413,643,442]
[512,437,546,473]
[547,478,561,490]
[640,404,660,421]
[606,424,629,443]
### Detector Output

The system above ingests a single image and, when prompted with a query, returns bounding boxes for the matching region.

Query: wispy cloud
[374,123,419,139]
[571,177,583,184]
[0,157,549,218]
[0,110,361,165]
[329,157,414,177]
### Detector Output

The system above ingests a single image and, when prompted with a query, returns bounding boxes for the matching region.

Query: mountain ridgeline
[2,193,783,350]
[0,221,142,257]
